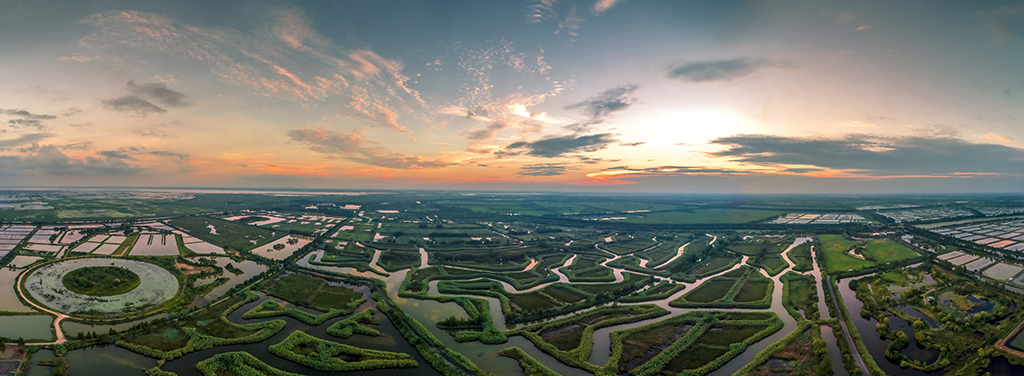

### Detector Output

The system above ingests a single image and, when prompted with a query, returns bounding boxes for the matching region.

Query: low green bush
[268,330,418,371]
[498,347,559,376]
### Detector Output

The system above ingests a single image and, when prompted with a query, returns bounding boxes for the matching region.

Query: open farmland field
[169,216,277,251]
[817,234,876,274]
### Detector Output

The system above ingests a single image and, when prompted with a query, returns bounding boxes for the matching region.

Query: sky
[1,0,1023,193]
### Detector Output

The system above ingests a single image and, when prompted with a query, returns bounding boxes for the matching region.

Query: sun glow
[626,110,746,146]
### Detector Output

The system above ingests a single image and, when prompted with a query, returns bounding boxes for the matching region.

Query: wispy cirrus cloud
[976,3,1024,43]
[667,57,794,83]
[73,7,422,132]
[288,127,457,169]
[980,132,1013,143]
[0,133,55,148]
[518,163,573,176]
[592,0,627,15]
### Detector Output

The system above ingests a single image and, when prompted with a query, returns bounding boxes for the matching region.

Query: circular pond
[24,258,180,316]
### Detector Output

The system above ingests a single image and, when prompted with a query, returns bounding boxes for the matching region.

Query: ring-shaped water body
[24,258,180,315]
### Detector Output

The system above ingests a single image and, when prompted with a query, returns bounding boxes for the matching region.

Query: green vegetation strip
[268,330,418,371]
[195,351,301,376]
[607,311,784,376]
[326,309,382,338]
[117,291,287,360]
[499,347,560,376]
[507,304,669,373]
[242,298,361,326]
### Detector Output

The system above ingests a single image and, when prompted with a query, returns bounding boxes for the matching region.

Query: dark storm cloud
[127,80,189,107]
[503,133,616,158]
[563,84,639,132]
[518,163,571,176]
[708,133,1024,175]
[0,133,54,148]
[667,58,793,83]
[102,95,166,116]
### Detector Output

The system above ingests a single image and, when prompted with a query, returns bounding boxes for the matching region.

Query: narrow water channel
[837,277,945,376]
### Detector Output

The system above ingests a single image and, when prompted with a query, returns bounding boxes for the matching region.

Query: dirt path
[11,264,69,345]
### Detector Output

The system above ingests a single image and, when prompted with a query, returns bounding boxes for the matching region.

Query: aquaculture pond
[983,356,1024,376]
[838,278,945,376]
[0,315,54,341]
[187,257,267,307]
[64,345,158,376]
[23,350,55,376]
[0,268,36,313]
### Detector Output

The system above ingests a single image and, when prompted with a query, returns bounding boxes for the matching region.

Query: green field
[817,234,876,274]
[818,235,918,274]
[169,216,276,251]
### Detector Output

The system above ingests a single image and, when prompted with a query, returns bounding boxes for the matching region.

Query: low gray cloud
[619,141,646,147]
[667,57,793,83]
[0,145,146,177]
[8,119,45,130]
[518,163,571,176]
[98,150,137,160]
[708,133,1024,176]
[102,95,166,116]
[503,133,614,158]
[463,121,512,141]
[563,84,639,132]
[503,133,617,158]
[600,165,748,175]
[127,80,189,107]
[101,80,189,117]
[3,109,58,130]
[148,150,189,160]
[288,127,456,169]
[0,133,54,148]
[1,109,57,120]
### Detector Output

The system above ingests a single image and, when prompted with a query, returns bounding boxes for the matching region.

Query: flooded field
[0,269,35,313]
[248,235,311,260]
